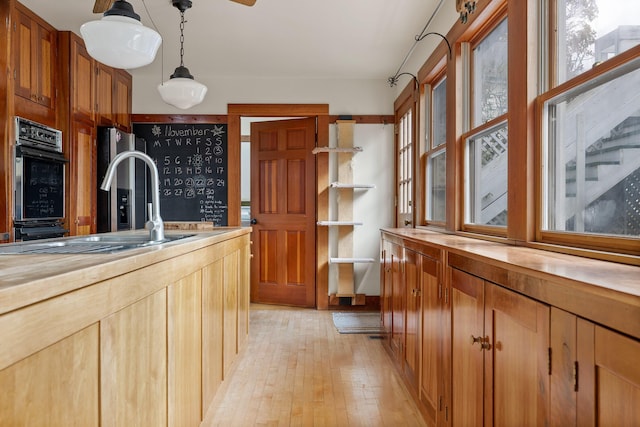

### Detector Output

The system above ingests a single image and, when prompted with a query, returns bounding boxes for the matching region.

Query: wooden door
[450,268,484,427]
[484,283,549,426]
[250,117,316,307]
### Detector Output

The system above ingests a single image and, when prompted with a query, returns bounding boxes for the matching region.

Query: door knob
[250,218,258,225]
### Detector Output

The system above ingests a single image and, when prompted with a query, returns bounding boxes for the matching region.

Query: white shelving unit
[314,120,374,300]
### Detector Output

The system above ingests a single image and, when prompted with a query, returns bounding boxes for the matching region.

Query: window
[555,0,640,85]
[464,16,509,231]
[541,56,640,252]
[424,75,447,224]
[399,109,413,221]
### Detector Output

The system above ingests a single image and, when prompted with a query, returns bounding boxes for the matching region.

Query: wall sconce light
[457,0,478,24]
[157,0,208,109]
[80,0,162,69]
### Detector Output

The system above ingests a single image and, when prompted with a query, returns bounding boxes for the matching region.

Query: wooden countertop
[382,228,640,338]
[0,227,251,316]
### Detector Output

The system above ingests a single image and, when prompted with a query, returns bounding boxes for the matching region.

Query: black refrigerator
[96,127,147,232]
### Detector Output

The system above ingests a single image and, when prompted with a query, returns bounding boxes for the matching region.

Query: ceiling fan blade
[230,0,256,6]
[93,0,115,13]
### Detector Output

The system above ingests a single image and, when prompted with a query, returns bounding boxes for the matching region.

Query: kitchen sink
[0,234,194,255]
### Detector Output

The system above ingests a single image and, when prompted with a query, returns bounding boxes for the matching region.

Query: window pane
[465,121,508,226]
[432,78,447,148]
[473,18,508,127]
[427,149,446,222]
[543,60,640,237]
[557,0,640,84]
[399,110,413,214]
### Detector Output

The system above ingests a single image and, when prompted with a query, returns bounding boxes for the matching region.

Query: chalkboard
[22,154,65,220]
[133,123,228,226]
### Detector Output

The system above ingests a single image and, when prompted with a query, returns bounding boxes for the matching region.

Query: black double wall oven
[14,117,68,241]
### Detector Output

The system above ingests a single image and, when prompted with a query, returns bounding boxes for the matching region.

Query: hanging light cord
[179,10,186,66]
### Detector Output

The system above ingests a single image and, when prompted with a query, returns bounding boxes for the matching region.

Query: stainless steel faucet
[100,150,165,242]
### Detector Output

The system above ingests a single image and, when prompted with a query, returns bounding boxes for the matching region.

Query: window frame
[535,45,640,256]
[394,82,417,228]
[460,11,510,237]
[419,63,448,228]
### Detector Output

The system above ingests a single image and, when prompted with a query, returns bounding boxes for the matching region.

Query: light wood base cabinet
[380,229,639,427]
[451,268,549,426]
[0,231,250,427]
[551,308,640,426]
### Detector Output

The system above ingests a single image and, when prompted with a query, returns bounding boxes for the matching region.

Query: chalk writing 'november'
[163,126,215,137]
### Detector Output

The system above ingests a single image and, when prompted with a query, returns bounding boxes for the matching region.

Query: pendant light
[157,0,208,109]
[80,0,162,69]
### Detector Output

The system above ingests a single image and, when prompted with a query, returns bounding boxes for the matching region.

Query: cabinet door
[114,69,132,131]
[13,6,55,110]
[381,240,393,338]
[581,321,640,426]
[71,36,95,121]
[451,268,484,427]
[404,248,420,387]
[390,243,405,362]
[100,289,167,427]
[420,255,441,425]
[224,249,239,375]
[202,260,224,417]
[168,271,203,427]
[550,307,578,427]
[484,283,549,426]
[68,120,96,236]
[34,21,55,109]
[95,62,114,126]
[13,8,34,102]
[0,324,99,426]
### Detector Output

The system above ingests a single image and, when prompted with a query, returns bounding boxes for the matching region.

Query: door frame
[227,104,330,309]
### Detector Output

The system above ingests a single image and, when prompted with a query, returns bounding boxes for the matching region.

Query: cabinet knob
[471,335,491,350]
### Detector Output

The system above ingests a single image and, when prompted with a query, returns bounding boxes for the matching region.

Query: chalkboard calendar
[133,123,228,226]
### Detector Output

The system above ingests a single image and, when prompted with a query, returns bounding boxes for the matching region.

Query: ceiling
[19,0,447,81]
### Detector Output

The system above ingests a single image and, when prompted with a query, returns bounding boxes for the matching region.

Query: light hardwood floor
[203,304,427,427]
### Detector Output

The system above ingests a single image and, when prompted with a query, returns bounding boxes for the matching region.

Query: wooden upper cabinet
[58,31,95,123]
[114,69,132,131]
[13,4,56,111]
[95,62,114,126]
[71,36,94,121]
[95,65,132,131]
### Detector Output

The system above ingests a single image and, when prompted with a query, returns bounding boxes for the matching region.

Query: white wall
[132,76,396,115]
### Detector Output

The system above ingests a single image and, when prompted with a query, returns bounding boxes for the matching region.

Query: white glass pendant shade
[158,66,208,109]
[80,5,161,69]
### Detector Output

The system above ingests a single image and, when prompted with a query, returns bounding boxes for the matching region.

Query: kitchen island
[0,227,250,426]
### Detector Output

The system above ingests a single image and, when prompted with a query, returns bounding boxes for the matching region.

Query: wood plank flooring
[203,304,426,427]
